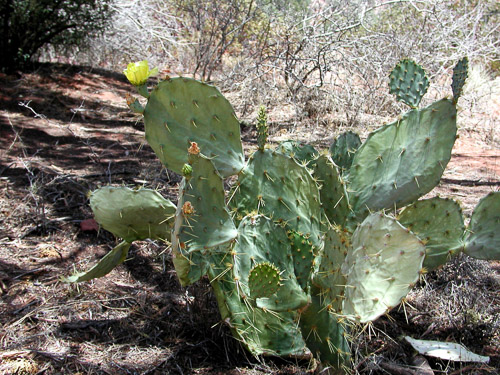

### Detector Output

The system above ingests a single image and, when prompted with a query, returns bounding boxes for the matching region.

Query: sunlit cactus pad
[144,77,245,177]
[398,197,464,271]
[348,99,457,223]
[231,149,323,249]
[341,213,426,323]
[90,186,176,242]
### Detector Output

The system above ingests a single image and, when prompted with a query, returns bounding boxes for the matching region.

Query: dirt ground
[0,64,498,374]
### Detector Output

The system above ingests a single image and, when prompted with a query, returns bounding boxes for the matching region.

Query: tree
[0,0,113,72]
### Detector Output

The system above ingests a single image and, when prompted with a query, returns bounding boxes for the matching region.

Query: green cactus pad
[288,229,317,291]
[341,213,426,323]
[452,57,469,104]
[89,186,176,243]
[312,229,347,313]
[313,153,351,227]
[233,215,309,312]
[208,252,310,358]
[464,192,500,260]
[329,131,362,173]
[172,153,237,254]
[389,59,429,108]
[348,99,457,224]
[398,197,465,271]
[248,262,281,299]
[63,241,131,283]
[231,149,323,249]
[299,291,350,371]
[172,248,213,286]
[143,77,245,177]
[276,140,318,166]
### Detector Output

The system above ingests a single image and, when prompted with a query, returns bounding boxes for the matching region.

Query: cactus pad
[63,241,131,283]
[398,197,465,271]
[348,99,457,223]
[90,186,176,243]
[144,77,245,177]
[233,215,309,312]
[172,153,237,254]
[299,292,350,370]
[248,262,282,299]
[341,213,426,323]
[172,248,214,286]
[389,59,429,108]
[452,57,469,104]
[231,149,323,249]
[276,140,318,166]
[329,131,362,173]
[464,192,500,260]
[208,252,310,358]
[288,229,317,291]
[313,153,351,227]
[313,229,347,313]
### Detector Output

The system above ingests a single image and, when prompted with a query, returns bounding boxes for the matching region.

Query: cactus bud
[125,93,144,114]
[182,163,193,177]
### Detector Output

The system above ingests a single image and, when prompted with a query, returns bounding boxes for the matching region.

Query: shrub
[0,0,113,72]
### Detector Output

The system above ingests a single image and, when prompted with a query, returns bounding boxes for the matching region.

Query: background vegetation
[0,0,113,71]
[33,0,498,122]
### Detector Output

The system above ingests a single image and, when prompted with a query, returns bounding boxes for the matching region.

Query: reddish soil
[0,63,498,374]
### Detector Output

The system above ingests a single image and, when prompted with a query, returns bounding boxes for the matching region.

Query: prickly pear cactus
[312,153,351,227]
[232,215,309,312]
[230,148,323,249]
[63,241,131,283]
[66,57,500,374]
[276,140,318,166]
[312,229,347,313]
[172,146,237,254]
[288,229,317,291]
[248,262,281,299]
[299,290,350,372]
[208,250,310,358]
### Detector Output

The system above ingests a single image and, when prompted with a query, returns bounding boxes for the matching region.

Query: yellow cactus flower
[123,60,158,86]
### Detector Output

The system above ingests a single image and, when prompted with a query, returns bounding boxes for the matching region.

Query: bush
[0,0,113,72]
